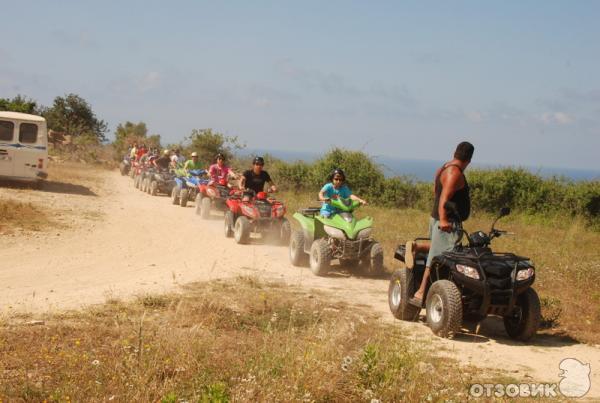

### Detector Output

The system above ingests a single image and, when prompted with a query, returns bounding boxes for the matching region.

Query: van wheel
[234,216,251,244]
[388,268,420,321]
[201,196,211,219]
[171,187,180,205]
[309,239,330,276]
[503,288,541,341]
[289,230,308,267]
[426,280,463,338]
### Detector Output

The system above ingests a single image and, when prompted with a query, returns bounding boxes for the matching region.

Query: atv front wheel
[503,288,541,341]
[426,280,463,338]
[179,189,189,207]
[146,179,152,194]
[201,196,211,219]
[388,268,420,321]
[150,181,158,196]
[134,175,141,189]
[234,216,251,244]
[362,242,384,276]
[171,187,180,205]
[289,230,308,267]
[224,211,235,238]
[309,239,331,276]
[194,194,203,215]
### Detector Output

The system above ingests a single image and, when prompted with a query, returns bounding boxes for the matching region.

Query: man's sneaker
[405,241,415,269]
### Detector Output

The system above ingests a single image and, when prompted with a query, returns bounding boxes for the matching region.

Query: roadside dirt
[1,170,598,398]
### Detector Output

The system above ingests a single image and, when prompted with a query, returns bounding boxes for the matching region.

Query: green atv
[289,197,384,276]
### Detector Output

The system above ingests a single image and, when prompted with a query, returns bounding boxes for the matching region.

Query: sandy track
[1,171,599,398]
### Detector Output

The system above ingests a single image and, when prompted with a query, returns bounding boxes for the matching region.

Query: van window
[0,120,14,142]
[19,123,38,144]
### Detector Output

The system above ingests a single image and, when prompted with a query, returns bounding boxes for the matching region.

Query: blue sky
[1,1,599,169]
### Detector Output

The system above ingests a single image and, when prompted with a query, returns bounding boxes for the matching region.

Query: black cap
[253,156,265,165]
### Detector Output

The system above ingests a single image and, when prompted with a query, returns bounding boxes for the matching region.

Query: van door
[0,120,15,177]
[14,122,40,178]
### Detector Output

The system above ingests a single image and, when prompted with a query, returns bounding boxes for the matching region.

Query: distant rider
[318,168,367,218]
[170,148,186,168]
[409,141,474,306]
[208,153,237,186]
[183,152,204,174]
[154,149,172,170]
[240,156,276,193]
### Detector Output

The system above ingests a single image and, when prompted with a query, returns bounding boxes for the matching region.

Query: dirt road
[1,170,599,398]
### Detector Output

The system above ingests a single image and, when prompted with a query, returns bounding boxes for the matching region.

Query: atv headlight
[516,268,534,281]
[357,228,372,239]
[324,225,345,239]
[456,264,480,280]
[275,205,285,217]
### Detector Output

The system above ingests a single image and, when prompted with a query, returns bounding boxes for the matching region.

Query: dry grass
[280,191,600,344]
[0,277,526,402]
[0,199,51,233]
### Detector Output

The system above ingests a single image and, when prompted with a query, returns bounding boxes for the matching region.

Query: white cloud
[539,111,573,125]
[465,110,484,123]
[137,71,161,92]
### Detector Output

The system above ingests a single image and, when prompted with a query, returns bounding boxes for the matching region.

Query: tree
[43,94,108,142]
[185,129,245,163]
[0,95,40,114]
[112,121,161,159]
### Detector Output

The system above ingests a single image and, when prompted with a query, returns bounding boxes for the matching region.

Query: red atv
[195,178,233,219]
[224,190,291,245]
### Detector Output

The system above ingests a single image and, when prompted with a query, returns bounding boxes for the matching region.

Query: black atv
[146,169,176,196]
[388,204,540,341]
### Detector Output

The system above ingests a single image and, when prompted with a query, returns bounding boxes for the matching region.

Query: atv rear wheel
[362,242,384,276]
[280,219,291,245]
[201,196,211,219]
[388,268,420,321]
[194,194,203,215]
[234,216,251,244]
[503,288,541,341]
[141,178,148,192]
[171,187,180,205]
[289,230,308,267]
[179,189,189,207]
[426,280,463,338]
[150,181,158,196]
[309,238,331,276]
[224,211,235,238]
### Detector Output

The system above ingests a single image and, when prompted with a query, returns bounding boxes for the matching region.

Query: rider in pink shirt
[208,153,237,185]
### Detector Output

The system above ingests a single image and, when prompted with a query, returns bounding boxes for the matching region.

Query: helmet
[218,178,227,186]
[191,152,198,157]
[256,191,267,200]
[253,156,265,165]
[328,168,346,181]
[163,149,170,155]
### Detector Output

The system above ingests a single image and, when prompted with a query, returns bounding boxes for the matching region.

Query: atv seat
[299,207,321,216]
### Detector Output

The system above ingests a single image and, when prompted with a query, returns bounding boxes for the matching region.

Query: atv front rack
[298,207,321,216]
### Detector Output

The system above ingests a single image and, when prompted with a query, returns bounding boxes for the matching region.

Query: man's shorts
[426,217,461,267]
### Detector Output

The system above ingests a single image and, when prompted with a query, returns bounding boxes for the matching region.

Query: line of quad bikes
[120,158,541,342]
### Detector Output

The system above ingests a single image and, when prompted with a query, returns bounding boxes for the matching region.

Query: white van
[0,111,48,185]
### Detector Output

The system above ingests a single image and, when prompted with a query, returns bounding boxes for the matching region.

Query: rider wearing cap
[208,153,237,185]
[183,152,204,174]
[318,168,367,218]
[240,156,276,194]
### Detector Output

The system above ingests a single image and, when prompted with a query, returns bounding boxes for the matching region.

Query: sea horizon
[241,148,600,182]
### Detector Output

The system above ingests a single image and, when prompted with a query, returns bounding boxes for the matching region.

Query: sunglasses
[254,163,264,166]
[333,177,344,182]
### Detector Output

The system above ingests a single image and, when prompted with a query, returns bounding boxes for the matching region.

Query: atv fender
[293,212,323,254]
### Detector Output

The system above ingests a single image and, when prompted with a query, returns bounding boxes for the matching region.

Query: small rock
[26,320,45,326]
